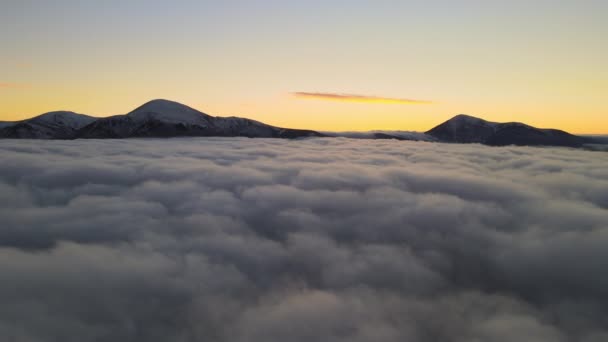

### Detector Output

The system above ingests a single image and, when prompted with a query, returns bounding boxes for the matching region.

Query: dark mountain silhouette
[0,103,601,148]
[0,100,322,139]
[0,111,95,139]
[426,114,592,147]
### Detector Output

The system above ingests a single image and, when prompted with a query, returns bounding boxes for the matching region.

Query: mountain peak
[130,99,201,114]
[452,113,481,120]
[73,99,322,139]
[0,110,96,139]
[127,99,211,125]
[34,110,79,117]
[427,114,588,146]
[448,114,495,125]
[28,111,96,128]
[426,114,499,143]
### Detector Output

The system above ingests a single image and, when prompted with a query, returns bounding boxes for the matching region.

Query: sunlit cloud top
[293,92,434,105]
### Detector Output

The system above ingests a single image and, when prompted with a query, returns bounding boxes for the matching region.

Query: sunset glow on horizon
[1,1,607,133]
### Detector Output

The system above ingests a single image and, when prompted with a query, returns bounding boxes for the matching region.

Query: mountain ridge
[1,99,322,140]
[426,114,591,147]
[0,100,601,147]
[0,111,96,139]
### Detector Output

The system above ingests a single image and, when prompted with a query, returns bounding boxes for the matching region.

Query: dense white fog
[0,137,607,342]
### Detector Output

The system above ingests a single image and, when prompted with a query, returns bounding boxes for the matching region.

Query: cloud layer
[0,138,607,341]
[293,92,433,104]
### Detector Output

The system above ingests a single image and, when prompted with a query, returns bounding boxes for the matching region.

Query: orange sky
[1,1,607,133]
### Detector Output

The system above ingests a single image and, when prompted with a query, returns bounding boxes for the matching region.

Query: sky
[1,0,607,133]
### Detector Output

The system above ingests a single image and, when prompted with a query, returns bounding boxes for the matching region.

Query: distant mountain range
[0,99,602,148]
[326,115,598,148]
[0,100,321,140]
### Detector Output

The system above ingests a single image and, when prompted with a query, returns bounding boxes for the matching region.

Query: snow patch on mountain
[28,111,97,129]
[75,99,322,139]
[0,111,96,139]
[126,99,212,125]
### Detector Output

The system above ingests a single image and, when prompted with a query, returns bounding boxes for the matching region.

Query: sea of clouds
[0,137,607,342]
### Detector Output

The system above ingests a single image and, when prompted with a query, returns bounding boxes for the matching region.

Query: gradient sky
[1,0,607,133]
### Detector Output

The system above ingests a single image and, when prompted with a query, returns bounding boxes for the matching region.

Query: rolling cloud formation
[0,138,607,341]
[293,92,433,104]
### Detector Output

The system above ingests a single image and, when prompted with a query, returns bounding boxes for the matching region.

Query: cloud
[0,138,607,341]
[292,92,433,104]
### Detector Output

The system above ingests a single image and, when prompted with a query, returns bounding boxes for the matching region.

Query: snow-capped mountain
[76,100,213,138]
[77,99,322,139]
[426,114,591,147]
[0,111,96,139]
[0,102,600,148]
[1,100,322,139]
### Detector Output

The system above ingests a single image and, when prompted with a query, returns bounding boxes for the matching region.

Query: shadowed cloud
[0,138,606,341]
[293,92,433,104]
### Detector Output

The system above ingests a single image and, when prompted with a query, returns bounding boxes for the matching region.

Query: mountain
[77,99,322,139]
[0,103,601,148]
[324,130,436,141]
[426,114,591,147]
[0,111,96,139]
[0,100,322,139]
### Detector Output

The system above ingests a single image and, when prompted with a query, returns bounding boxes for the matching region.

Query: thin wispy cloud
[293,92,433,104]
